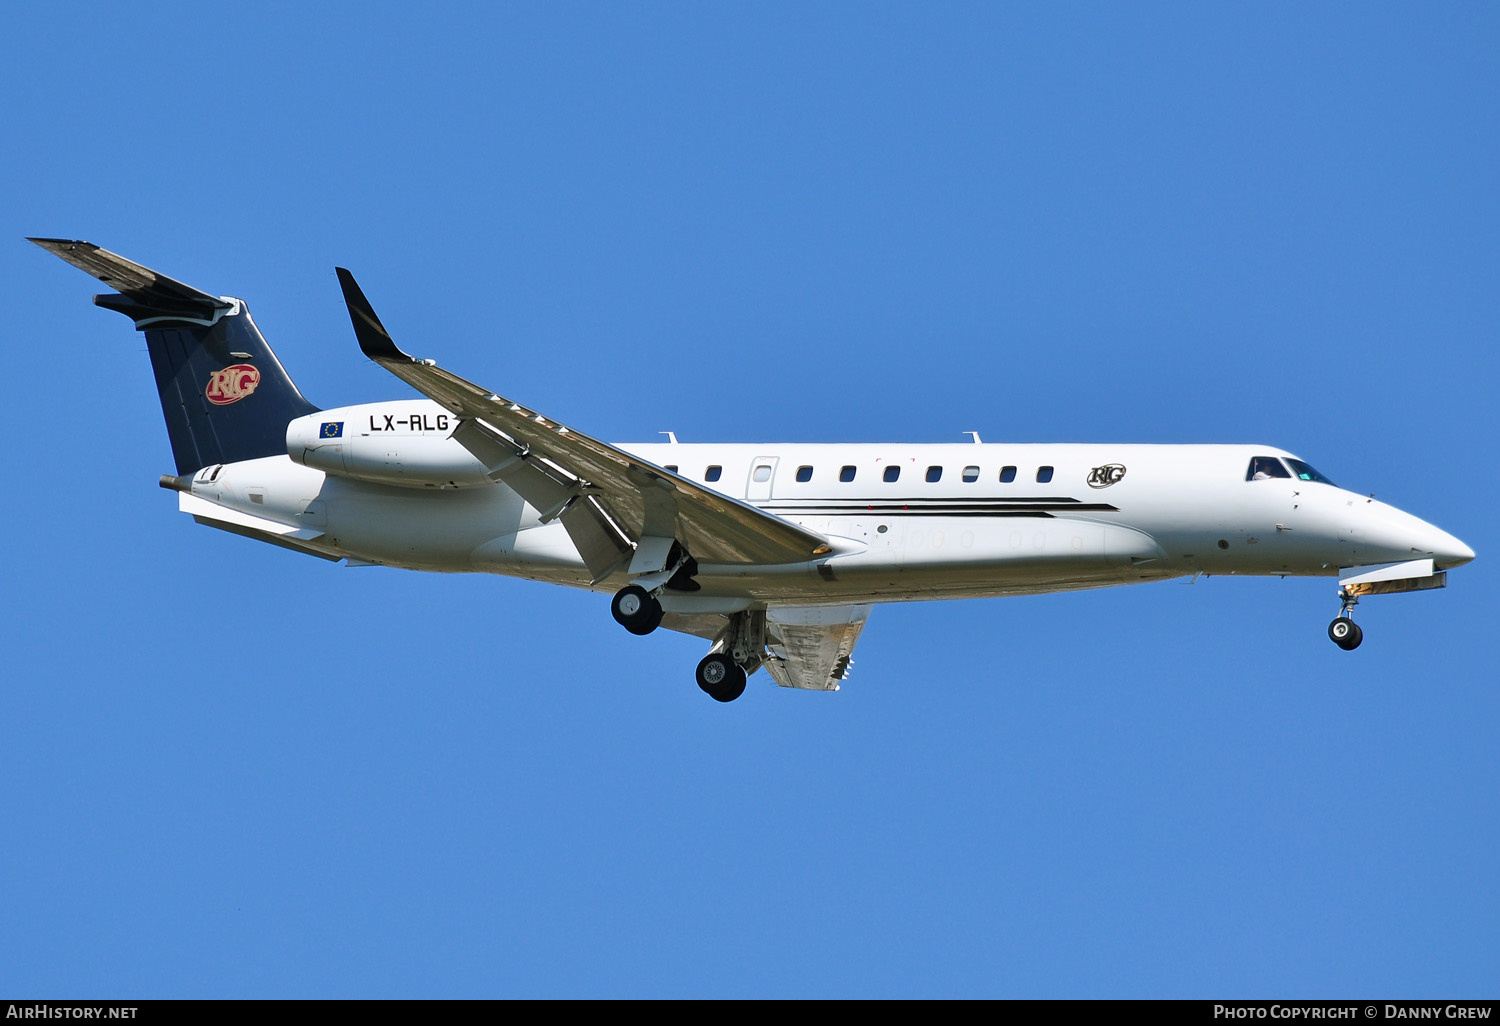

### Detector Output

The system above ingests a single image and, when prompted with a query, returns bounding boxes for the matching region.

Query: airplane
[31,238,1476,702]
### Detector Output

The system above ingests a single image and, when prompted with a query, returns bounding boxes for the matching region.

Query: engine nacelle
[287,402,493,488]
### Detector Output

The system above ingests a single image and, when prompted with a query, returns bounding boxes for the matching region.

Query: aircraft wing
[763,605,871,691]
[336,269,830,576]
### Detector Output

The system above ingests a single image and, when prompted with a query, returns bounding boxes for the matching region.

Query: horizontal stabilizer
[29,237,232,324]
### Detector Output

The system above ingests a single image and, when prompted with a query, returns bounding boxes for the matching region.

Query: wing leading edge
[334,268,831,573]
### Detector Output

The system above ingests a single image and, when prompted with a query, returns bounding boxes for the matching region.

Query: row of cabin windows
[662,464,1055,484]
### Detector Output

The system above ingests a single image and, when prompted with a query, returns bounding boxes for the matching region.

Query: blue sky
[2,2,1496,997]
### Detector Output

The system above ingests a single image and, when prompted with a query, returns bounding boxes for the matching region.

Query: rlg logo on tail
[205,364,262,405]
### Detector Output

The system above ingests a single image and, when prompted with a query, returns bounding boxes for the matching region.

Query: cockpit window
[1246,456,1291,481]
[1285,458,1336,486]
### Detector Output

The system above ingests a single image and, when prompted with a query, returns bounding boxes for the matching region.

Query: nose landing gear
[1328,587,1363,650]
[1328,616,1363,650]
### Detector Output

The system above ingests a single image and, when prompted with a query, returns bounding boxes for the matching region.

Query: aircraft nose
[1352,497,1474,570]
[1432,528,1475,570]
[1401,516,1474,570]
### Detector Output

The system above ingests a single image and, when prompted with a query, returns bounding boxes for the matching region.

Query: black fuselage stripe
[841,510,1060,518]
[754,509,1106,519]
[769,496,1091,504]
[759,504,1120,514]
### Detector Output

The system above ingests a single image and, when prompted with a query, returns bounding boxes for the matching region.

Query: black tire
[696,654,747,702]
[1329,616,1364,650]
[718,665,747,702]
[612,585,661,633]
[625,603,665,636]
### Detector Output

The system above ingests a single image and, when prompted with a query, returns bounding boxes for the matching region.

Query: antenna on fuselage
[963,431,982,444]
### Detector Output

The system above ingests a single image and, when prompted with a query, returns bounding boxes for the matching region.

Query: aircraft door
[747,457,779,502]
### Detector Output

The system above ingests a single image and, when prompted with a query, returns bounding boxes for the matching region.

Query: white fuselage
[178,399,1472,613]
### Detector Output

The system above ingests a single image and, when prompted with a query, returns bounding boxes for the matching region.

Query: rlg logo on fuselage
[205,364,262,406]
[1087,463,1126,488]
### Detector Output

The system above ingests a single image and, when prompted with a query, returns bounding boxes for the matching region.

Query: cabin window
[705,465,722,482]
[664,465,678,473]
[962,466,979,483]
[883,466,901,483]
[1036,466,1054,483]
[752,465,772,482]
[1246,456,1290,481]
[1000,466,1017,483]
[926,466,942,483]
[840,465,856,482]
[796,465,813,482]
[1284,458,1335,485]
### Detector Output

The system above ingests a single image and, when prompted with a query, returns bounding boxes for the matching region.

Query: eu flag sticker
[320,421,344,438]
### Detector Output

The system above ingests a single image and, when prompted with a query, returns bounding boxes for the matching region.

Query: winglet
[336,267,411,362]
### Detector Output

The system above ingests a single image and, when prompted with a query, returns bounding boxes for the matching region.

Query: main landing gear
[693,611,764,703]
[613,582,761,702]
[611,584,663,636]
[695,653,747,703]
[1328,587,1363,651]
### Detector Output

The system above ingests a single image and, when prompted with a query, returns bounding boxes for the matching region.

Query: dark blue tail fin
[31,239,318,474]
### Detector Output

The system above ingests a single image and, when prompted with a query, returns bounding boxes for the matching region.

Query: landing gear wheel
[1328,617,1363,650]
[696,653,748,702]
[625,602,665,636]
[612,585,662,635]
